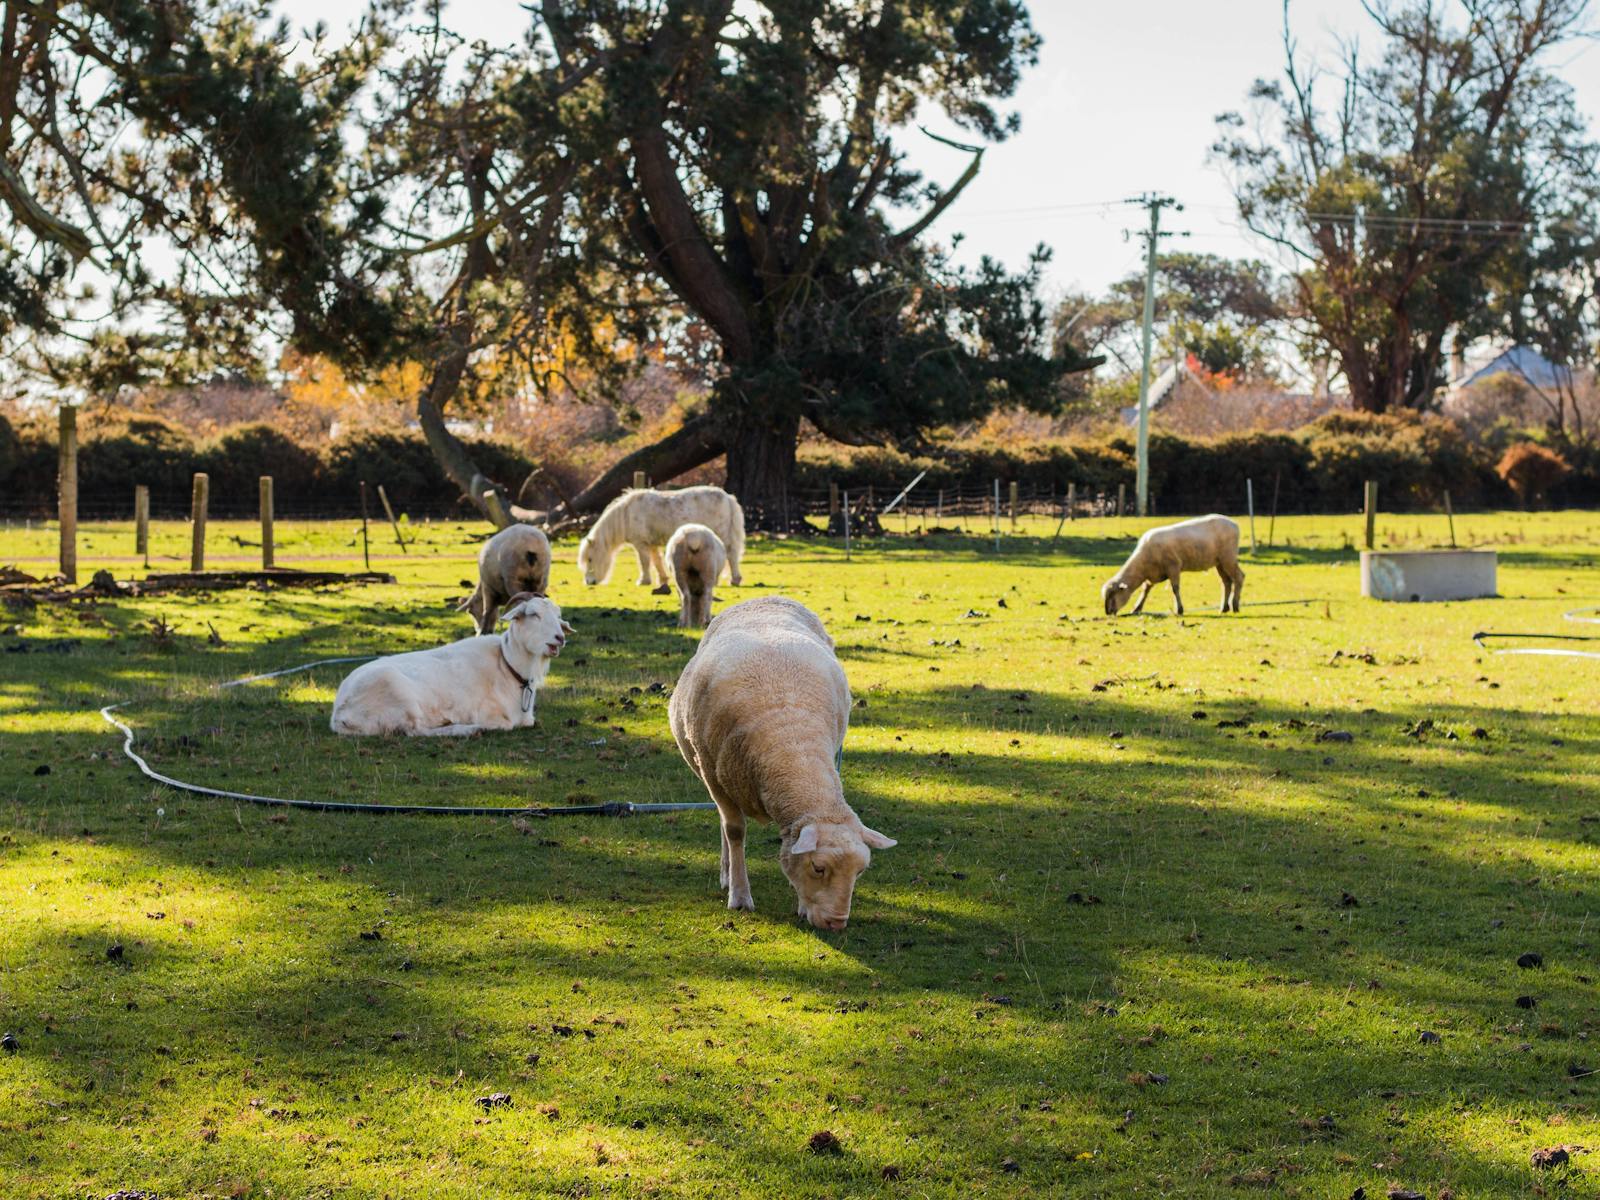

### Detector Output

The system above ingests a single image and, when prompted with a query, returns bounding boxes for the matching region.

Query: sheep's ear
[858,825,897,850]
[505,590,537,609]
[789,825,819,856]
[1116,582,1131,592]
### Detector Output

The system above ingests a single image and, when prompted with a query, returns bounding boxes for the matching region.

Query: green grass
[3,510,1599,1198]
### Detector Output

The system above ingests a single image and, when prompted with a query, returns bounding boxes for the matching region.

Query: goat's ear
[505,590,537,609]
[858,824,897,850]
[560,619,574,634]
[1116,581,1131,592]
[789,825,819,856]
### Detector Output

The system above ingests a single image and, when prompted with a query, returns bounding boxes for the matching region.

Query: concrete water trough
[1360,548,1498,602]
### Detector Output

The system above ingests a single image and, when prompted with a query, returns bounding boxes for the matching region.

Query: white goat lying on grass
[330,594,571,736]
[1102,514,1244,616]
[669,596,895,929]
[577,485,744,592]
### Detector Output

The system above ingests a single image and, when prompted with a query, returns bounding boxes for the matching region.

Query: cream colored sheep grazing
[1102,514,1244,616]
[458,523,553,635]
[577,485,744,592]
[331,594,571,736]
[665,523,726,628]
[668,596,895,929]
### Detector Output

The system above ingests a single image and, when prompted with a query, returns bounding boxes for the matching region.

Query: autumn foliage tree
[1496,441,1570,505]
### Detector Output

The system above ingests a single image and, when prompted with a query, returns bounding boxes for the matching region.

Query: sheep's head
[1102,577,1134,615]
[576,534,606,586]
[501,593,572,658]
[779,820,896,931]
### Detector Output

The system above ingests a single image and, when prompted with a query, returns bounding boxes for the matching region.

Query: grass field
[3,510,1598,1199]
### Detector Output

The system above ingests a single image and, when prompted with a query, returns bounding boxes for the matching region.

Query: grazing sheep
[1102,513,1244,616]
[666,523,726,628]
[577,485,744,592]
[331,593,571,736]
[668,597,895,929]
[458,523,553,635]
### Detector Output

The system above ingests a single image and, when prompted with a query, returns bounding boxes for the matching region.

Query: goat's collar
[499,635,536,713]
[498,642,530,689]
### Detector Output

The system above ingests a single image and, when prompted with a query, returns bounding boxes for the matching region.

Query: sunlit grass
[3,513,1599,1197]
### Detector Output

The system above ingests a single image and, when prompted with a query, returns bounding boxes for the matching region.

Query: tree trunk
[723,408,801,531]
[417,350,512,528]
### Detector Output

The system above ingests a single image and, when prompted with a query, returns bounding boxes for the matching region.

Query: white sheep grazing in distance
[459,523,552,635]
[577,485,744,592]
[665,523,726,628]
[331,594,571,736]
[668,596,895,929]
[1102,514,1244,616]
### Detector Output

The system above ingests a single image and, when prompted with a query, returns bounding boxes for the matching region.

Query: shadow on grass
[5,595,1598,1196]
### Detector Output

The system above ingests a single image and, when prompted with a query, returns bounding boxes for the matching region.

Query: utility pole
[1130,193,1181,517]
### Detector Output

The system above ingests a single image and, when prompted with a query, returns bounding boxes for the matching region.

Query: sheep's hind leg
[1169,575,1184,616]
[1230,563,1245,612]
[1216,565,1231,614]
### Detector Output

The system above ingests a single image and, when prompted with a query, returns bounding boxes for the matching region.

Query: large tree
[536,0,1093,528]
[1215,0,1596,413]
[0,1,387,395]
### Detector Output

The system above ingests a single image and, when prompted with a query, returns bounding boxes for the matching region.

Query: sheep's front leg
[1169,574,1184,616]
[632,543,653,586]
[721,812,754,911]
[1129,580,1154,615]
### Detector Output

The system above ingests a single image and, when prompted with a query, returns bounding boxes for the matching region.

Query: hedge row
[1,409,1594,518]
[796,413,1600,511]
[0,416,536,517]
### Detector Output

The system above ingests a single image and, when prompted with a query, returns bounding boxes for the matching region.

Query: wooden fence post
[259,476,275,568]
[134,485,149,566]
[1444,490,1457,548]
[1364,480,1378,550]
[359,481,372,571]
[829,481,840,528]
[1116,482,1126,518]
[376,484,407,553]
[1246,478,1257,554]
[1067,481,1076,521]
[1008,480,1019,529]
[189,472,209,572]
[58,405,77,584]
[633,470,647,490]
[1267,470,1281,549]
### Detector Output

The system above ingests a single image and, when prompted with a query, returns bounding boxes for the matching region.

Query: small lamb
[331,593,571,736]
[577,485,744,592]
[665,523,726,628]
[668,596,895,929]
[1102,513,1244,616]
[459,523,552,635]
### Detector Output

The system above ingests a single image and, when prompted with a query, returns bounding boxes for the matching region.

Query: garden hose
[100,655,715,818]
[1471,607,1600,661]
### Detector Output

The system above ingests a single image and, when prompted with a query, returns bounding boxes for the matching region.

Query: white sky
[276,0,1600,300]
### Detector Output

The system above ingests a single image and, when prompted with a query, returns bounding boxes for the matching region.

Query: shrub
[1496,442,1571,506]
